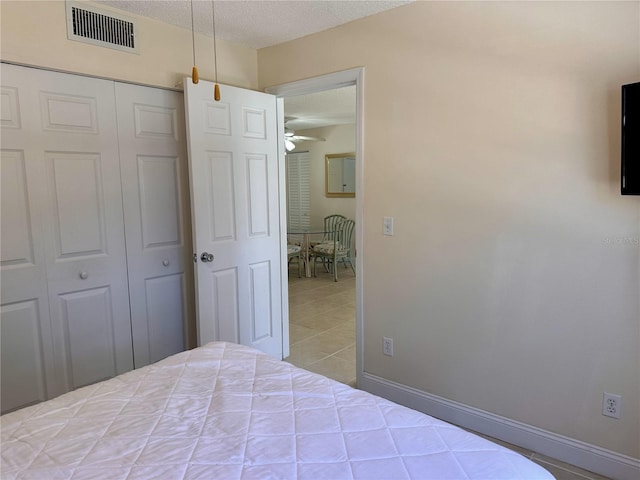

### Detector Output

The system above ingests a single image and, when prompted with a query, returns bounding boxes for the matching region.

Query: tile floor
[470,432,612,480]
[285,259,356,386]
[284,260,612,480]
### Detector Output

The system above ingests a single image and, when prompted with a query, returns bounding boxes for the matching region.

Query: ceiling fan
[284,130,326,151]
[284,117,325,151]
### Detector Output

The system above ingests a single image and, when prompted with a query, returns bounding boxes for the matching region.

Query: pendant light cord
[191,0,196,66]
[212,1,218,83]
[190,0,199,83]
[212,0,220,100]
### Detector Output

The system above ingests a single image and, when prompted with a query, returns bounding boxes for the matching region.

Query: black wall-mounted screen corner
[621,81,640,195]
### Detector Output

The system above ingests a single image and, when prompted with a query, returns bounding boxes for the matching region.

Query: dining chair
[287,243,302,278]
[311,214,347,272]
[314,214,346,247]
[311,218,355,282]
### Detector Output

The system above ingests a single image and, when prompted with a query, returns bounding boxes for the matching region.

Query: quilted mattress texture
[1,342,554,479]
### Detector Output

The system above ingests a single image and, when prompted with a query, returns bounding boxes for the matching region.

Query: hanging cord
[191,0,199,83]
[212,0,220,100]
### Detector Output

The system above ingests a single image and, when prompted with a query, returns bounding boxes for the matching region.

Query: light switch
[383,217,394,236]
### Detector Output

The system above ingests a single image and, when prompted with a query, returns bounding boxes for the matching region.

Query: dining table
[287,226,335,277]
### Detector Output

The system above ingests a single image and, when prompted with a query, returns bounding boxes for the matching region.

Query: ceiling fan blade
[292,135,326,142]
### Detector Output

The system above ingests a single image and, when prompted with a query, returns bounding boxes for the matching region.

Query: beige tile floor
[286,259,357,386]
[470,432,612,480]
[284,260,612,480]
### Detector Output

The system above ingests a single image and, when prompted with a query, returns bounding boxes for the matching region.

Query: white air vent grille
[66,1,138,54]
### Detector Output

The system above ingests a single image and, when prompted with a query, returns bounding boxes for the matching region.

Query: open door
[184,79,283,359]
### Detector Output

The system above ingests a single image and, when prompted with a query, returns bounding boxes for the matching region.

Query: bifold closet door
[0,64,133,405]
[1,75,56,413]
[115,82,195,367]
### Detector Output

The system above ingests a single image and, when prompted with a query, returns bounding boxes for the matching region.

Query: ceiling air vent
[66,1,138,54]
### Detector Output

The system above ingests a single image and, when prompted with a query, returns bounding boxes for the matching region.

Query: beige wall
[292,124,356,225]
[1,1,257,89]
[260,1,640,458]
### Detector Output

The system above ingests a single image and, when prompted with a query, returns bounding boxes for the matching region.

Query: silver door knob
[79,271,88,280]
[200,252,214,262]
[162,259,170,267]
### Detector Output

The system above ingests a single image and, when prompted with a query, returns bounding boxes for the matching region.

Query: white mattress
[1,342,554,479]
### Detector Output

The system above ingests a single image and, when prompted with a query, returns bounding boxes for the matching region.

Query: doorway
[267,68,364,386]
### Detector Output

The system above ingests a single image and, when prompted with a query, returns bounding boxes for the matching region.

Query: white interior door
[184,79,283,359]
[115,82,195,367]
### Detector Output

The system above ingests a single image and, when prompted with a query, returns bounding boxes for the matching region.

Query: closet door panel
[25,66,133,393]
[138,155,181,249]
[1,67,58,411]
[1,86,22,129]
[115,83,195,368]
[0,300,49,413]
[58,287,118,388]
[45,152,106,259]
[1,151,34,271]
[145,274,187,363]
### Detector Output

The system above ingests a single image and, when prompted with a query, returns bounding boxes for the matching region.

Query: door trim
[266,67,364,371]
[1,60,184,93]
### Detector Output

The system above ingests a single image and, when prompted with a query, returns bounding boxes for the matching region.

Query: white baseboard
[358,372,640,480]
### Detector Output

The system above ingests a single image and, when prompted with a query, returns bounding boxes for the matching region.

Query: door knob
[200,252,214,262]
[79,271,88,280]
[162,259,170,267]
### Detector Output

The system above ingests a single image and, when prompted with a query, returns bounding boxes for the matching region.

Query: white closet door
[115,82,194,367]
[1,76,57,413]
[2,64,134,394]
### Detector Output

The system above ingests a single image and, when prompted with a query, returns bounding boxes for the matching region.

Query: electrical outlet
[602,393,622,419]
[383,337,394,356]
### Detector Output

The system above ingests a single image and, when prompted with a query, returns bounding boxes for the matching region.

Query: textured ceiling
[284,85,356,132]
[98,0,413,50]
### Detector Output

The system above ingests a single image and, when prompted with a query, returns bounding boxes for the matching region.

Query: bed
[1,342,553,479]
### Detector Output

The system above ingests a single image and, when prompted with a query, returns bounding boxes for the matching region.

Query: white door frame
[266,67,364,374]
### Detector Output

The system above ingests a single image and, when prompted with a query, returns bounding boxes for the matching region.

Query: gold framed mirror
[325,152,356,198]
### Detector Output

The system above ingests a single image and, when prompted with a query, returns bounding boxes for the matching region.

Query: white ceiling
[98,1,410,131]
[284,85,356,132]
[98,0,412,50]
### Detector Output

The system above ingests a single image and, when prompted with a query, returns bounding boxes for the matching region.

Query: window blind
[286,152,311,243]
